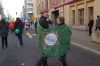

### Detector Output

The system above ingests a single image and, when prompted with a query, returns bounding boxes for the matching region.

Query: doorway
[51,10,59,25]
[78,8,84,26]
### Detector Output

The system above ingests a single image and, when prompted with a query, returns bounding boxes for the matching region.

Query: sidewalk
[71,29,100,55]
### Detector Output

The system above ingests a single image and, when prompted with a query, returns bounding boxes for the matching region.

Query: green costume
[37,23,72,57]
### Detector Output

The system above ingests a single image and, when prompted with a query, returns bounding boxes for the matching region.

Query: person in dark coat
[34,18,38,34]
[39,9,52,29]
[88,18,94,36]
[0,18,9,50]
[14,17,24,47]
[36,9,52,66]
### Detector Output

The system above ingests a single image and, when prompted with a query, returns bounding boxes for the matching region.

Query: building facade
[69,0,94,30]
[36,0,100,30]
[36,0,53,17]
[0,0,4,18]
[22,6,26,20]
[36,0,47,16]
[24,0,33,20]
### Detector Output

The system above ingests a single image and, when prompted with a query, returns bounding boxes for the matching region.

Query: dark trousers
[17,35,23,46]
[25,28,28,31]
[36,54,67,66]
[95,27,100,31]
[89,27,92,36]
[1,37,8,49]
[36,57,48,66]
[11,29,14,33]
[35,27,37,34]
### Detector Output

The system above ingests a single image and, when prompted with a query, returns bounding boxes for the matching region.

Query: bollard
[92,31,100,43]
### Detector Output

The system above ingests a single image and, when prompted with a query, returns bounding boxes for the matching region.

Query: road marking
[71,42,100,55]
[21,63,25,66]
[32,34,37,36]
[26,33,33,38]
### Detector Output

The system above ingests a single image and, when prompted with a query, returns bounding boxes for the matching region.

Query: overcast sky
[2,0,24,18]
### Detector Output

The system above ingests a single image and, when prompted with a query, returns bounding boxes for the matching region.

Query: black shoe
[2,47,4,50]
[59,59,67,66]
[6,46,8,48]
[42,64,48,66]
[21,45,24,47]
[36,60,48,66]
[89,34,91,36]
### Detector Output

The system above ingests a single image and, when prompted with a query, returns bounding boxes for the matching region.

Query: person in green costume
[36,15,72,66]
[36,9,52,66]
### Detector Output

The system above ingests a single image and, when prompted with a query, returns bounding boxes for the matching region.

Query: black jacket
[88,20,94,28]
[39,16,52,29]
[14,22,24,35]
[0,23,9,37]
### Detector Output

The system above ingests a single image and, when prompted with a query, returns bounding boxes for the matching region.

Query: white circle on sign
[44,33,57,46]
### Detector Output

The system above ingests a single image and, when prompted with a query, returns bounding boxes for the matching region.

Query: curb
[71,42,100,55]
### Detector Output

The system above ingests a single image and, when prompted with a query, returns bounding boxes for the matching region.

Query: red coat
[9,22,14,29]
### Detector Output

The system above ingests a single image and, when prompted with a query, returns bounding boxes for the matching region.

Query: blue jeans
[17,35,23,46]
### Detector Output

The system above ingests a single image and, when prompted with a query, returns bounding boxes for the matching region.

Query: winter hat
[40,9,48,14]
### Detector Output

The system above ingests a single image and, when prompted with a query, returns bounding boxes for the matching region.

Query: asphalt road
[0,29,100,66]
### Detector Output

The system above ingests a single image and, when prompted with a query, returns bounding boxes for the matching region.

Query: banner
[37,23,72,57]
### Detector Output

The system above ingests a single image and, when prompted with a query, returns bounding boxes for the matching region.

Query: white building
[24,0,33,20]
[0,0,4,17]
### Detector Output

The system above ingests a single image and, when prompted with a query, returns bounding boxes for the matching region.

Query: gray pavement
[71,29,100,55]
[0,29,100,66]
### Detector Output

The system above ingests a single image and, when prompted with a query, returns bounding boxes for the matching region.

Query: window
[27,3,33,7]
[72,10,75,25]
[88,7,93,19]
[56,0,61,5]
[28,13,33,18]
[31,4,33,6]
[29,0,32,2]
[26,0,32,3]
[78,8,84,25]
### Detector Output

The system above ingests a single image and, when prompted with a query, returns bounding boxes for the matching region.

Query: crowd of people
[0,17,25,50]
[0,9,72,66]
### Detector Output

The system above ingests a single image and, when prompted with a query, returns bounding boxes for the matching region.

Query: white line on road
[71,42,100,55]
[26,33,33,39]
[32,34,37,36]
